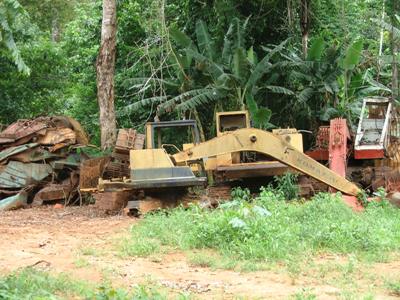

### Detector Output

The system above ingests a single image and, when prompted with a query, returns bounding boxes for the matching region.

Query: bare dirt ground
[0,206,399,299]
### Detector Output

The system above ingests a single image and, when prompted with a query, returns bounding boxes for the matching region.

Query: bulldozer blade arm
[173,128,361,196]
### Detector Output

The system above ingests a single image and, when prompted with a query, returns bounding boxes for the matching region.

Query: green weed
[0,268,192,299]
[274,172,299,200]
[291,288,317,299]
[74,257,91,268]
[387,280,400,296]
[120,236,162,257]
[79,246,103,257]
[0,268,91,299]
[122,188,400,267]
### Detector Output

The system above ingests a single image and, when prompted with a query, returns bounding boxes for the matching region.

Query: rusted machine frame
[354,97,392,159]
[145,120,200,149]
[173,128,361,196]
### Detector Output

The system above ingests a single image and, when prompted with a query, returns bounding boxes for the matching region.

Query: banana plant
[126,18,294,130]
[285,37,379,125]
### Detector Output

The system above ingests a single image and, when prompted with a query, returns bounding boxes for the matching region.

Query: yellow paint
[173,128,360,196]
[130,149,173,169]
[183,143,199,171]
[145,124,153,149]
[272,129,304,152]
[216,111,250,136]
[183,143,194,150]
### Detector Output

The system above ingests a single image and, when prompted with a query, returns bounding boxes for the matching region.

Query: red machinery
[306,97,399,198]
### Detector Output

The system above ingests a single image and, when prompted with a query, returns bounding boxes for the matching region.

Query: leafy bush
[274,172,299,200]
[124,188,400,264]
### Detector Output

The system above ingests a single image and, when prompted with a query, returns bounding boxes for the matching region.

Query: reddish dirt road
[0,206,399,299]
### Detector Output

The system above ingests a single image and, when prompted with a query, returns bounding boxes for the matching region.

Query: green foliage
[283,37,375,127]
[274,172,299,201]
[343,40,363,70]
[123,190,400,265]
[130,17,292,136]
[0,37,67,123]
[0,0,29,74]
[0,268,191,299]
[0,0,395,147]
[0,268,90,299]
[230,187,251,202]
[387,281,400,297]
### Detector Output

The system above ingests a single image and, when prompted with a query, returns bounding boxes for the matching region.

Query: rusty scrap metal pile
[0,116,89,211]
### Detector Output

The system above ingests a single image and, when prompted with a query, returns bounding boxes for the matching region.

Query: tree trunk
[96,0,117,150]
[287,0,294,33]
[51,8,60,42]
[300,0,310,58]
[391,0,399,99]
[192,108,206,142]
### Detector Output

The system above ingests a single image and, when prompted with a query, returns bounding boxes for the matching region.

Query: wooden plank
[93,190,133,211]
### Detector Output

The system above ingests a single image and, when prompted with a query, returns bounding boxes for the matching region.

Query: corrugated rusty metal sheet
[0,143,38,163]
[0,161,53,188]
[37,128,77,145]
[33,184,72,205]
[53,116,89,145]
[0,119,48,144]
[10,147,62,163]
[80,156,110,190]
[0,192,28,211]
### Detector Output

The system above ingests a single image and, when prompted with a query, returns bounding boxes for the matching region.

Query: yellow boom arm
[173,128,360,196]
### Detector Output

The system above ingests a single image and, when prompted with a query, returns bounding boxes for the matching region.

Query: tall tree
[0,0,29,74]
[300,0,310,57]
[96,0,117,150]
[389,0,399,99]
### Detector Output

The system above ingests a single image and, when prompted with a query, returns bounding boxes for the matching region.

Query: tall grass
[123,188,400,262]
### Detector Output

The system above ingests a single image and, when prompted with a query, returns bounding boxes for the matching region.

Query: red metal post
[328,118,349,177]
[328,118,363,211]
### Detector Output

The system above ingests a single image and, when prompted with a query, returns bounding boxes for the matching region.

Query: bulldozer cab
[354,97,392,159]
[145,119,200,151]
[216,111,250,136]
[125,120,205,190]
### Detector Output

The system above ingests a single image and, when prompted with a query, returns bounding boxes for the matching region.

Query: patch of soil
[0,206,398,299]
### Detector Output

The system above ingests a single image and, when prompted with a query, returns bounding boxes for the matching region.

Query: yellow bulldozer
[81,110,361,214]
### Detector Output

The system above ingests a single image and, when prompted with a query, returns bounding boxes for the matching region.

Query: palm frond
[364,77,391,93]
[222,23,234,65]
[343,40,363,70]
[307,37,325,61]
[264,85,294,95]
[158,88,219,112]
[123,78,179,90]
[195,20,215,61]
[298,87,314,103]
[187,48,224,78]
[176,89,223,111]
[290,71,312,82]
[245,55,272,90]
[373,18,400,41]
[122,95,169,113]
[232,47,248,81]
[246,40,289,90]
[169,27,195,49]
[0,0,29,74]
[261,39,289,61]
